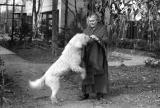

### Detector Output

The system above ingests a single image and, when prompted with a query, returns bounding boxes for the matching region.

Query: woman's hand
[90,35,99,40]
[90,35,100,43]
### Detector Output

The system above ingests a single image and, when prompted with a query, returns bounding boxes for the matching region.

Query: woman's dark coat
[82,23,109,94]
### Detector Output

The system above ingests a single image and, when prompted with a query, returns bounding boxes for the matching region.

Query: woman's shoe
[96,93,104,100]
[79,94,89,100]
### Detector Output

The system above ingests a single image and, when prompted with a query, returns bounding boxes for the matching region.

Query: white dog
[29,33,90,104]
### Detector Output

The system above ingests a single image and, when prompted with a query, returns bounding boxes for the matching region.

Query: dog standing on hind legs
[29,33,90,104]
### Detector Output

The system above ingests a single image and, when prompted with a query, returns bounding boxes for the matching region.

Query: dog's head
[69,33,90,48]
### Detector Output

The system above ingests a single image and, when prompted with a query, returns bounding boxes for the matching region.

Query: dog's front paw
[51,98,61,106]
[81,72,86,80]
[51,97,63,106]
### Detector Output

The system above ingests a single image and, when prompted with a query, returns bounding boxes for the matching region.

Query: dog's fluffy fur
[29,33,90,103]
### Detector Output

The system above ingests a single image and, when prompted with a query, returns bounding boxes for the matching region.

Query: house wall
[25,0,87,33]
[42,0,87,32]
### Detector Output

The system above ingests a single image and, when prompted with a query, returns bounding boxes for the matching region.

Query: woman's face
[88,15,98,28]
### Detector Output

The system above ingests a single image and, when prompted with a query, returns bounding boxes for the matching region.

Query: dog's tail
[29,76,45,90]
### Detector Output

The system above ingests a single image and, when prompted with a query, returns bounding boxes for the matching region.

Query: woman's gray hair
[86,13,99,26]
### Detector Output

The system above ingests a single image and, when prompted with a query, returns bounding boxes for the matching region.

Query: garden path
[1,46,159,108]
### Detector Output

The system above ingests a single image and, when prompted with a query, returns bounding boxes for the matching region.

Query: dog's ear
[82,34,89,41]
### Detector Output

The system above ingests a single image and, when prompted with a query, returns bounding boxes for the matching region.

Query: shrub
[0,57,12,106]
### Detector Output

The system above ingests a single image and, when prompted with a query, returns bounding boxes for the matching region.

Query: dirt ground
[1,47,160,108]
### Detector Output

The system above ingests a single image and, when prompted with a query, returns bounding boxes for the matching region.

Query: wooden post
[52,0,58,57]
[11,0,15,42]
[5,0,8,33]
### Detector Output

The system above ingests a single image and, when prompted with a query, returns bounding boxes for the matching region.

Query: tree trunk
[74,0,78,26]
[32,0,42,39]
[11,0,15,43]
[32,0,37,39]
[52,0,58,57]
[64,0,68,45]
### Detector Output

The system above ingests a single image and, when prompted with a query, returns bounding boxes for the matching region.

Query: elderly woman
[80,13,109,100]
